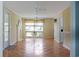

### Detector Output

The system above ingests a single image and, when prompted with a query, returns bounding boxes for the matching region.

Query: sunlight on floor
[25,38,43,55]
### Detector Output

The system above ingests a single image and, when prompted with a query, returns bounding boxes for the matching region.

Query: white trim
[54,39,70,50]
[63,44,70,50]
[63,31,71,34]
[9,41,16,46]
[63,32,71,50]
[54,39,60,43]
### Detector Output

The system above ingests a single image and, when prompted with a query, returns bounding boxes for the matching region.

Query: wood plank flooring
[3,38,70,57]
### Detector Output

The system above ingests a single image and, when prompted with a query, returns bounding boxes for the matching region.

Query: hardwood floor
[3,38,70,57]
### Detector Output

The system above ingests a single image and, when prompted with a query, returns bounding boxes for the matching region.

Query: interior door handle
[61,29,63,32]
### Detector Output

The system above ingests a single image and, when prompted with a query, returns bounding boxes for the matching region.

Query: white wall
[0,1,3,57]
[44,19,54,39]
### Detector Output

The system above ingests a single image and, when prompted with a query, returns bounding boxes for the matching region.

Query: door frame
[3,7,10,49]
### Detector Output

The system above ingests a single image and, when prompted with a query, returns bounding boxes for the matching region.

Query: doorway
[3,11,10,49]
[25,20,44,38]
[24,19,44,56]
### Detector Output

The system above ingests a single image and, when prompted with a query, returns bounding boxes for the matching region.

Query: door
[54,16,64,43]
[59,16,64,43]
[25,20,43,38]
[3,12,9,49]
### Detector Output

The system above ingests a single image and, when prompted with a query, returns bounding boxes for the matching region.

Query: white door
[54,19,60,43]
[3,12,9,49]
[59,16,64,43]
[54,16,64,43]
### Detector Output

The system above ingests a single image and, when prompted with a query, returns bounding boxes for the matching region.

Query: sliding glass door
[25,20,43,38]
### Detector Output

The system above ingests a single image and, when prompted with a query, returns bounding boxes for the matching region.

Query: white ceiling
[4,1,71,18]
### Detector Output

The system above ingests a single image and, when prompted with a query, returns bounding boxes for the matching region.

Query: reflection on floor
[3,38,70,57]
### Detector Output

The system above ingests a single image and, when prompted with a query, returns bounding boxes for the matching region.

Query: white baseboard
[54,39,70,50]
[63,44,70,50]
[54,39,60,43]
[10,41,16,46]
